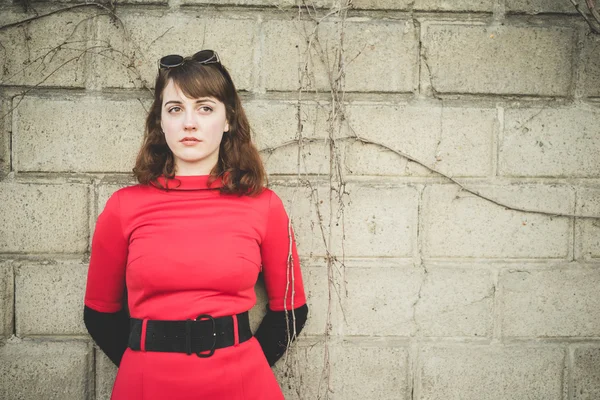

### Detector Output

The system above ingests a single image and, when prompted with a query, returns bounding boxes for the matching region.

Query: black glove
[83,306,130,367]
[254,303,309,366]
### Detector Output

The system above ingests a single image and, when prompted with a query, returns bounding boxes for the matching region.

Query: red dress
[84,175,307,400]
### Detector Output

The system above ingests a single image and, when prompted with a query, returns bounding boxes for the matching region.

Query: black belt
[128,311,252,357]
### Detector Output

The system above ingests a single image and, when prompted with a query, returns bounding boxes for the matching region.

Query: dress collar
[151,175,225,191]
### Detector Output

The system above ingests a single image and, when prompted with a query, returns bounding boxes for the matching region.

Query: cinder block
[0,261,14,337]
[576,187,600,259]
[343,264,423,336]
[332,183,419,257]
[582,35,600,97]
[246,101,299,150]
[94,13,255,91]
[421,24,574,96]
[246,100,330,148]
[0,98,9,177]
[246,100,331,175]
[500,267,600,337]
[249,276,268,332]
[500,105,600,177]
[422,184,572,258]
[345,104,438,168]
[262,141,330,175]
[506,0,577,14]
[270,183,330,257]
[262,19,418,92]
[314,0,413,9]
[577,187,600,216]
[414,266,494,337]
[573,346,600,400]
[419,345,565,400]
[0,339,92,400]
[301,265,331,336]
[344,104,495,177]
[274,340,327,400]
[0,11,89,87]
[11,0,167,3]
[16,263,87,335]
[331,343,409,399]
[333,0,493,10]
[0,182,88,253]
[102,0,167,3]
[14,96,145,173]
[183,0,293,5]
[414,0,493,11]
[104,0,167,3]
[343,140,431,177]
[96,350,118,400]
[277,340,409,399]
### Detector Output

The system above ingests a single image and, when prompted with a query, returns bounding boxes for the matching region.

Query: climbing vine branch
[571,0,600,34]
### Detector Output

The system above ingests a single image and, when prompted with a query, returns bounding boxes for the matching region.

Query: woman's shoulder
[248,186,283,205]
[104,183,153,208]
[249,186,290,216]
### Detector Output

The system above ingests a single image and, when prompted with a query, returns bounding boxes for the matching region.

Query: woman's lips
[180,137,201,146]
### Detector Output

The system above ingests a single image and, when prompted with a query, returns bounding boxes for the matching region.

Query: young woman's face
[160,79,230,175]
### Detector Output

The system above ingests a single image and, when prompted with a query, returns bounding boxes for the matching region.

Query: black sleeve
[254,303,308,367]
[83,305,130,367]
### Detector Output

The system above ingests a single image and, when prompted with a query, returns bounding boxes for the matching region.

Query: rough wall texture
[0,0,599,399]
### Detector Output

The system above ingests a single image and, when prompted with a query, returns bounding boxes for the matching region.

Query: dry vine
[571,0,600,34]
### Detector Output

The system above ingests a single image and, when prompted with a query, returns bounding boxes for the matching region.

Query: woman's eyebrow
[195,98,216,104]
[163,99,216,106]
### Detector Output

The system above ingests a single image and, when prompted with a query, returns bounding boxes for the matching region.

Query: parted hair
[133,58,266,196]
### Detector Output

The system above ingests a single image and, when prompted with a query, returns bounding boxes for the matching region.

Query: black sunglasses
[158,50,221,70]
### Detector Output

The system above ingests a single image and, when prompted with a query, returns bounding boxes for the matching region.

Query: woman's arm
[84,191,129,366]
[83,305,130,366]
[254,303,308,366]
[258,190,309,366]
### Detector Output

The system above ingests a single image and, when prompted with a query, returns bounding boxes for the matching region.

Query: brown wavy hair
[133,56,266,196]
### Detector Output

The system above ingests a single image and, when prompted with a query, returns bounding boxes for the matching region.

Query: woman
[83,50,308,400]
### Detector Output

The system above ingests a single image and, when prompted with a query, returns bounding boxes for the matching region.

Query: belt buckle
[195,314,217,358]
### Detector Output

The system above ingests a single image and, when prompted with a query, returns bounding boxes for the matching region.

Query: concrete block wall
[1,0,599,399]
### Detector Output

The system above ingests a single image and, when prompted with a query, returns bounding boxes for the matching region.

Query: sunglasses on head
[158,49,221,70]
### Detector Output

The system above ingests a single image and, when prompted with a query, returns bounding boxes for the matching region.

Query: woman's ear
[224,121,230,133]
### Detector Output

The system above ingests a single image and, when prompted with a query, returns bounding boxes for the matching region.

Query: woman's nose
[183,111,197,131]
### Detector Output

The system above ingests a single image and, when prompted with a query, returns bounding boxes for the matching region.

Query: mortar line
[253,13,264,94]
[569,22,585,100]
[10,95,17,175]
[490,267,501,343]
[411,181,423,398]
[494,105,503,178]
[90,346,97,400]
[566,344,574,400]
[414,14,422,97]
[409,339,420,400]
[12,262,16,336]
[492,0,506,22]
[571,188,578,262]
[89,180,98,255]
[0,85,582,103]
[492,266,503,342]
[3,95,14,174]
[83,11,97,92]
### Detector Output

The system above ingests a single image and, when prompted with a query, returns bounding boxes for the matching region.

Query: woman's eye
[168,106,181,113]
[199,106,213,113]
